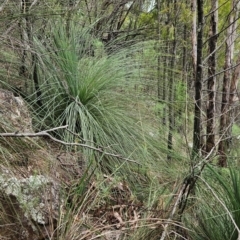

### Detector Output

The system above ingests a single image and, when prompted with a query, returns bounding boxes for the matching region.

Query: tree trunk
[191,0,197,84]
[167,0,177,161]
[218,0,237,167]
[206,0,218,155]
[178,19,188,122]
[162,1,171,127]
[218,48,231,166]
[19,0,29,80]
[229,55,240,107]
[157,0,161,103]
[192,0,204,158]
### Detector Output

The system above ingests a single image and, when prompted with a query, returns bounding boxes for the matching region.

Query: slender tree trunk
[192,0,204,158]
[218,0,240,166]
[162,48,168,126]
[178,20,188,121]
[167,42,176,161]
[228,56,240,139]
[228,0,240,132]
[19,0,42,104]
[162,1,171,126]
[19,0,29,79]
[218,1,236,167]
[206,0,218,155]
[157,0,161,102]
[167,0,177,161]
[229,55,240,107]
[218,48,231,166]
[191,0,197,85]
[229,1,240,110]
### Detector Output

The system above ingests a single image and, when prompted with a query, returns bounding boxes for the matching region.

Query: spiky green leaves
[31,21,162,176]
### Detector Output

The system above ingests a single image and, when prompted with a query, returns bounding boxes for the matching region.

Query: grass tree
[30,20,164,180]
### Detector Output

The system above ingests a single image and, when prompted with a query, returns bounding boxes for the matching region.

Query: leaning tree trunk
[206,0,218,155]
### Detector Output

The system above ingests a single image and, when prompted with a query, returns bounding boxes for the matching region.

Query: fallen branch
[0,125,140,165]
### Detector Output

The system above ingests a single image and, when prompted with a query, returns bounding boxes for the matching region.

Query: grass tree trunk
[206,0,218,155]
[192,0,203,159]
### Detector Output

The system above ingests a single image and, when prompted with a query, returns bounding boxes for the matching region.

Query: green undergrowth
[26,20,173,186]
[184,164,240,240]
[0,17,204,239]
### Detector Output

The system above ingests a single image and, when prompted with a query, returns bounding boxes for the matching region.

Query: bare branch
[0,126,140,165]
[203,61,240,83]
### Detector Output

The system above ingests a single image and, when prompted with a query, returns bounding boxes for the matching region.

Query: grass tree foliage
[185,165,240,240]
[31,21,166,179]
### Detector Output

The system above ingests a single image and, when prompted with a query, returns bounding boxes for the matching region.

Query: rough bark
[206,0,218,155]
[192,0,203,158]
[218,46,231,166]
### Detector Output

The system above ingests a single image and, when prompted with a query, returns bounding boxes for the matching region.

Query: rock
[0,88,33,133]
[0,173,62,239]
[0,89,79,239]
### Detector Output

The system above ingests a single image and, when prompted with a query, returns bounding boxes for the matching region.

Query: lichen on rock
[0,174,61,226]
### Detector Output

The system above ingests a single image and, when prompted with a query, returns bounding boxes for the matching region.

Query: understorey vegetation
[0,0,240,239]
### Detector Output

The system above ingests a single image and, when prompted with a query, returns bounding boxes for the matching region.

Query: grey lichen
[0,174,60,225]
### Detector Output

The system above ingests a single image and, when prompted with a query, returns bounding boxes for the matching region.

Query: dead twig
[0,125,140,165]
